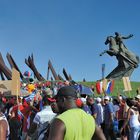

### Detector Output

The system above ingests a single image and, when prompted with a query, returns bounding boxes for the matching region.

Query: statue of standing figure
[100,32,139,80]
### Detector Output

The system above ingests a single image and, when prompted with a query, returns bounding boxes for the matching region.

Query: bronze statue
[114,32,133,49]
[100,33,139,79]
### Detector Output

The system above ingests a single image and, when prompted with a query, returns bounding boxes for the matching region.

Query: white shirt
[33,105,56,138]
[129,109,140,128]
[33,105,56,125]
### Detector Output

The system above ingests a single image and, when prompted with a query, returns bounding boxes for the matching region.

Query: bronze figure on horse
[100,33,139,79]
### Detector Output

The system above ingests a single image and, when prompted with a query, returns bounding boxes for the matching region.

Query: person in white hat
[95,97,103,127]
[136,95,140,100]
[104,96,110,101]
[103,96,116,140]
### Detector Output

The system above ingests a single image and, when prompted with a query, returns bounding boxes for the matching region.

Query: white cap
[119,96,123,100]
[22,83,27,87]
[136,94,140,99]
[81,98,86,104]
[96,97,101,102]
[20,97,23,99]
[104,96,110,100]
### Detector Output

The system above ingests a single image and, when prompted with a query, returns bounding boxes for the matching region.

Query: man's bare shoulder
[48,118,66,140]
[51,118,65,130]
[0,119,7,130]
[0,119,7,125]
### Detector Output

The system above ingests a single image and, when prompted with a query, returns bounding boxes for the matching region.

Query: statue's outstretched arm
[122,34,133,39]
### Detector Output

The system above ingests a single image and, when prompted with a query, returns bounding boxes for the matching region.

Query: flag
[25,90,37,102]
[18,110,24,119]
[27,115,30,129]
[102,79,107,92]
[96,81,103,94]
[106,80,114,94]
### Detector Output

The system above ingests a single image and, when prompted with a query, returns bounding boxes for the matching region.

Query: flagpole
[16,79,19,105]
[101,64,105,98]
[101,64,105,80]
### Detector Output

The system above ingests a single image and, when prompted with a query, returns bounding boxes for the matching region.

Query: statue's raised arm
[115,32,133,39]
[121,34,133,39]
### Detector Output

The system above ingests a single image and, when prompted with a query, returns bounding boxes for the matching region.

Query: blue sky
[0,0,140,82]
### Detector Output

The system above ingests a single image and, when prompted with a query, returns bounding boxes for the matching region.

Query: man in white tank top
[129,106,140,140]
[121,99,140,140]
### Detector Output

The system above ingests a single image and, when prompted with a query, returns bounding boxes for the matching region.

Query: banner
[122,77,132,91]
[12,68,20,96]
[0,80,12,93]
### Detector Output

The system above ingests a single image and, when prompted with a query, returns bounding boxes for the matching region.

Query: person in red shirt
[21,99,38,140]
[118,95,129,140]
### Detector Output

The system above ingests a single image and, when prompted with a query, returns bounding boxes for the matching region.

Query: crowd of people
[0,81,140,140]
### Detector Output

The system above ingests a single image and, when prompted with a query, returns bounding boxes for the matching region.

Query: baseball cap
[54,86,78,99]
[135,94,140,99]
[96,97,102,102]
[119,96,123,100]
[104,96,110,100]
[81,98,86,103]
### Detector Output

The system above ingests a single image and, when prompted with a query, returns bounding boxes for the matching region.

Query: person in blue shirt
[104,96,117,140]
[86,96,98,119]
[94,97,103,127]
[81,98,92,115]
